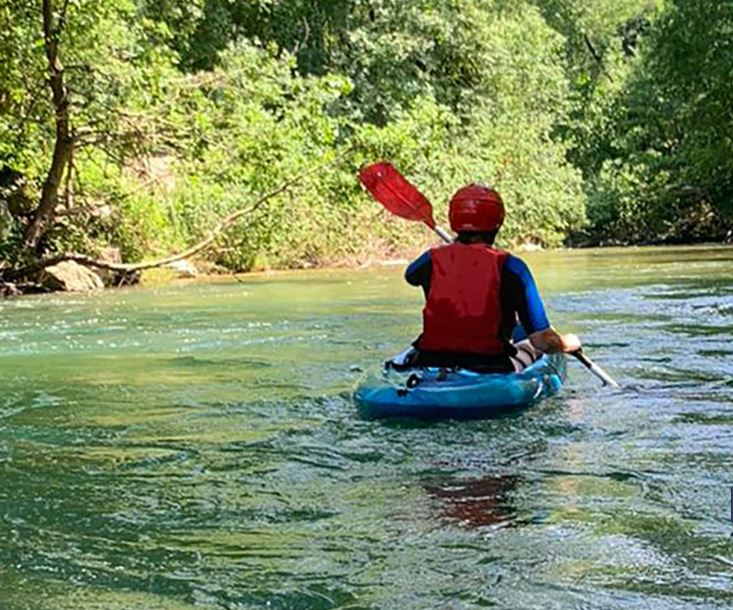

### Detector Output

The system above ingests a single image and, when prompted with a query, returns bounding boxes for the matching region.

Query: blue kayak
[354,353,566,420]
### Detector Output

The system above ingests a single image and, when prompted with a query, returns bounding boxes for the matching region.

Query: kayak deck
[354,353,566,420]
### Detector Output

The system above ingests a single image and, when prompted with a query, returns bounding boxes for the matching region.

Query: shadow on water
[366,402,542,429]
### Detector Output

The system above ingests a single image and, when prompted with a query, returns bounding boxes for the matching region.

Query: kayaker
[398,184,581,372]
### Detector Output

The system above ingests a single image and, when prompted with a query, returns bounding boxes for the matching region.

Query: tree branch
[3,153,344,281]
[583,33,614,83]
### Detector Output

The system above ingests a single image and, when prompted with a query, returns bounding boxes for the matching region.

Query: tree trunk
[24,0,73,251]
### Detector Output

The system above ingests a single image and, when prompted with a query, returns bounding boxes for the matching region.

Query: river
[1,245,732,609]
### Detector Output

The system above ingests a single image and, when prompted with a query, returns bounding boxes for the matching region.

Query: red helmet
[449,184,505,232]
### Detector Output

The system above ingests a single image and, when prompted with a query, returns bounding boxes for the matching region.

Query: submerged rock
[41,261,104,292]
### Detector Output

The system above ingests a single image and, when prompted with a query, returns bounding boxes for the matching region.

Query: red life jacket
[417,242,508,356]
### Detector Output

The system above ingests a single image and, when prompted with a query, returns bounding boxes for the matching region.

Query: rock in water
[41,261,104,292]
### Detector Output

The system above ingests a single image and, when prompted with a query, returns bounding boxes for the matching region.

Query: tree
[585,0,733,243]
[23,0,73,250]
[1,0,184,262]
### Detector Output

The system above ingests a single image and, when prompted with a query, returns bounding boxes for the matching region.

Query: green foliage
[1,0,730,277]
[581,0,733,243]
[156,42,354,269]
[0,0,48,176]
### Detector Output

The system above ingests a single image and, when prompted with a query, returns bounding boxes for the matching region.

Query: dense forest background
[1,0,731,276]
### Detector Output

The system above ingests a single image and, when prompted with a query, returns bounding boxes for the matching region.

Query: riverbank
[2,240,732,300]
[0,242,733,298]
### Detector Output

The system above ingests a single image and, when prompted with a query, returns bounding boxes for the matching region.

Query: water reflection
[424,475,520,529]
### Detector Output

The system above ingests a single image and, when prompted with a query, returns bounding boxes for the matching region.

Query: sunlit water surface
[1,245,732,609]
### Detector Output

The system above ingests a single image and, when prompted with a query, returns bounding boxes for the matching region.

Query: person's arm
[405,250,432,296]
[503,255,581,354]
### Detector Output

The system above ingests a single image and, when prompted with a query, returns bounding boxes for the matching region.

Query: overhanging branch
[3,153,345,281]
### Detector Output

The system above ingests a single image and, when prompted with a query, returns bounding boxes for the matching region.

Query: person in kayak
[398,184,581,372]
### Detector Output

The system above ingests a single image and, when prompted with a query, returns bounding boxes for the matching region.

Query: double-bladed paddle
[358,161,620,388]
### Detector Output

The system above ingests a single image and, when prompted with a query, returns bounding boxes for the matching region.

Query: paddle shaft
[572,351,619,387]
[433,225,453,243]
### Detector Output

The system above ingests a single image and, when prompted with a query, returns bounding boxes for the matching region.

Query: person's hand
[529,328,581,354]
[560,333,582,353]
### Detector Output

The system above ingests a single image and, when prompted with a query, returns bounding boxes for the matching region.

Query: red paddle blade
[359,162,436,228]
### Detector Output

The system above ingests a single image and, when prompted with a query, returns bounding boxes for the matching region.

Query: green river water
[1,245,732,610]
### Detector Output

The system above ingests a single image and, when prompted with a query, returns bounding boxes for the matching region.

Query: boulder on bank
[0,282,21,298]
[40,261,104,292]
[94,246,139,287]
[165,259,198,278]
